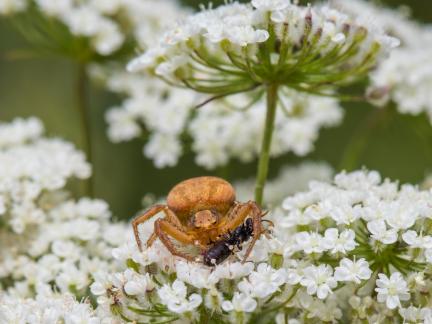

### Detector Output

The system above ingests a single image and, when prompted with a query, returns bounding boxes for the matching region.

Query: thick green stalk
[255,84,279,206]
[76,63,94,197]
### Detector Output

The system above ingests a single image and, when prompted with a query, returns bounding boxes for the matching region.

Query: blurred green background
[0,0,431,220]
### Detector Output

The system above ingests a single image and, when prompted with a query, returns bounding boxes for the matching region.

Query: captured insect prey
[203,218,254,266]
[132,176,268,265]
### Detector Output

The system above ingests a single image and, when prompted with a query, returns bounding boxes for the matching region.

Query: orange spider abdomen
[167,176,235,220]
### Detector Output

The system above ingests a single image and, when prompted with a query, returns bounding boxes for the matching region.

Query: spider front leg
[132,204,184,251]
[220,201,261,233]
[220,201,264,263]
[154,219,196,262]
[242,205,264,264]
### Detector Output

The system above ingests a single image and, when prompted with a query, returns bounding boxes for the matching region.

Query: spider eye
[194,210,217,228]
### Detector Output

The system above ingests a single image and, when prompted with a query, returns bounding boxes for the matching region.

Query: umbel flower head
[105,73,343,169]
[129,0,399,97]
[127,0,400,206]
[93,169,432,323]
[0,289,103,323]
[0,117,128,302]
[0,0,186,58]
[369,45,432,121]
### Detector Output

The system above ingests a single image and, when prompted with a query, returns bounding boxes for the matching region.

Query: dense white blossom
[129,1,398,80]
[0,117,43,149]
[334,1,432,124]
[0,0,186,55]
[90,169,432,323]
[188,93,343,169]
[0,118,128,302]
[370,46,432,122]
[123,0,399,170]
[0,117,90,233]
[106,75,343,168]
[0,290,105,323]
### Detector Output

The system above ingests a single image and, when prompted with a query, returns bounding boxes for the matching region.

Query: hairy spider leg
[154,219,196,261]
[218,201,263,263]
[242,205,264,264]
[219,201,259,233]
[132,204,184,251]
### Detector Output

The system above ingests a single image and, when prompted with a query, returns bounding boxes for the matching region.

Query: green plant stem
[255,83,279,206]
[76,63,94,197]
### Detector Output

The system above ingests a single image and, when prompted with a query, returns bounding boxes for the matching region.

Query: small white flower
[323,229,357,254]
[227,25,269,46]
[334,258,372,284]
[295,232,325,254]
[176,260,214,289]
[399,306,424,323]
[158,280,202,314]
[155,55,189,78]
[300,264,337,299]
[367,220,398,244]
[402,231,432,249]
[252,0,291,11]
[384,202,417,230]
[144,133,182,168]
[123,269,154,295]
[221,292,257,313]
[210,261,254,281]
[375,272,410,309]
[247,263,287,298]
[329,204,362,225]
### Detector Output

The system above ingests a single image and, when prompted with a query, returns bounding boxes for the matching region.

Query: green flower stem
[76,63,94,197]
[255,83,279,206]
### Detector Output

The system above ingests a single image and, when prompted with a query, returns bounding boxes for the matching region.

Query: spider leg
[132,204,184,251]
[242,205,264,264]
[218,201,264,262]
[146,232,157,246]
[154,219,196,262]
[225,201,241,220]
[219,201,261,233]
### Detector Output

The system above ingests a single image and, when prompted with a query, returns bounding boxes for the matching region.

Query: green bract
[128,1,399,97]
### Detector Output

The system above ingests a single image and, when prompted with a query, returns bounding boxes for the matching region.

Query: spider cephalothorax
[132,176,266,265]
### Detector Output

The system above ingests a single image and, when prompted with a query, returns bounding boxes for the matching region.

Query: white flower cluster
[370,46,432,121]
[113,0,401,170]
[0,0,186,55]
[189,92,342,169]
[331,0,432,48]
[0,288,107,323]
[106,73,343,168]
[93,169,432,323]
[0,117,44,149]
[0,117,128,310]
[234,161,333,206]
[104,73,196,168]
[1,198,129,299]
[129,0,399,94]
[0,117,91,233]
[335,0,432,122]
[277,169,432,321]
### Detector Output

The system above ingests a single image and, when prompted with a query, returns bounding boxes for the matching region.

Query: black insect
[203,218,254,266]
